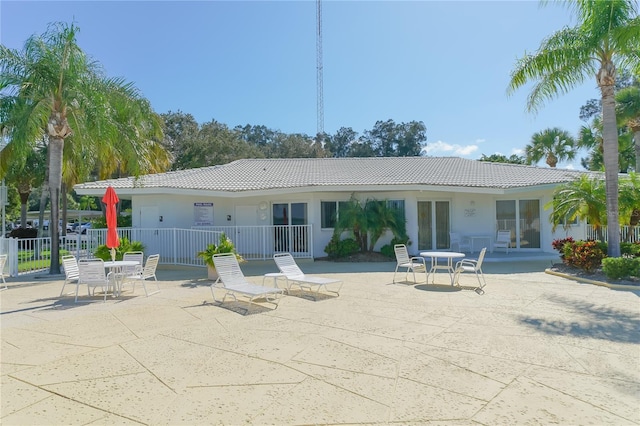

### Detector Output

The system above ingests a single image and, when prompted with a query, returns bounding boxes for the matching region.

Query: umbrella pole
[110,247,116,262]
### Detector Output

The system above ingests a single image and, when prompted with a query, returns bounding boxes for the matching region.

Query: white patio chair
[212,253,283,310]
[76,258,114,303]
[493,230,511,253]
[449,232,471,252]
[273,252,343,297]
[453,247,487,293]
[121,251,145,293]
[128,254,161,296]
[59,254,79,296]
[0,254,7,290]
[393,244,427,284]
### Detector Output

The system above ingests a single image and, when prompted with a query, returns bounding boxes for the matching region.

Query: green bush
[196,232,243,267]
[324,235,360,258]
[621,242,640,257]
[602,257,640,280]
[562,240,606,272]
[94,238,145,261]
[380,237,411,258]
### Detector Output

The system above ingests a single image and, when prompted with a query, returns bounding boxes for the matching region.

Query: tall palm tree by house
[508,0,640,258]
[0,23,167,274]
[525,127,576,167]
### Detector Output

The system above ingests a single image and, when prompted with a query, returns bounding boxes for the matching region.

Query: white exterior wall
[130,187,566,257]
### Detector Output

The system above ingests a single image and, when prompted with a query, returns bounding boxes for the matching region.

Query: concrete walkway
[1,260,639,425]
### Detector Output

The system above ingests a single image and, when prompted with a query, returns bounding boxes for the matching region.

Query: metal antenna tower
[316,0,324,138]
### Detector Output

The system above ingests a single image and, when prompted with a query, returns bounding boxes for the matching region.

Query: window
[321,201,337,228]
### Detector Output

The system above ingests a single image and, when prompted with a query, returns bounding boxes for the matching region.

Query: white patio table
[103,260,139,297]
[419,251,465,285]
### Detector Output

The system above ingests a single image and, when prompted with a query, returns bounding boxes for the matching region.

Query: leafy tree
[478,153,526,164]
[272,132,321,158]
[508,0,640,258]
[325,127,357,158]
[161,110,201,170]
[362,119,427,157]
[524,127,576,167]
[0,22,163,273]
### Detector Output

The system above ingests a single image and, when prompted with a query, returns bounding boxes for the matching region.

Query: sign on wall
[194,202,213,226]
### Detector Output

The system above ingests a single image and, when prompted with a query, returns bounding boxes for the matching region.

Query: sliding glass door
[417,201,450,250]
[495,199,540,249]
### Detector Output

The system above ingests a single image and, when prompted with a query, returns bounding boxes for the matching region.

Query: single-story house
[74,157,594,259]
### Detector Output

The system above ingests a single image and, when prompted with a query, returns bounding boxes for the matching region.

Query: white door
[140,206,159,229]
[234,206,258,255]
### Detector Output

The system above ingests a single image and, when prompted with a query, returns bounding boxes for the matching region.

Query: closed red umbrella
[102,186,120,261]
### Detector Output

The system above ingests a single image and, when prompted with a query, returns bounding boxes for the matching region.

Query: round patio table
[419,251,465,285]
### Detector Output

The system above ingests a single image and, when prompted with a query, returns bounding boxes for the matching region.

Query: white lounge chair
[59,254,79,296]
[393,244,427,284]
[494,230,511,253]
[273,252,343,298]
[211,253,283,310]
[453,247,487,293]
[449,232,471,252]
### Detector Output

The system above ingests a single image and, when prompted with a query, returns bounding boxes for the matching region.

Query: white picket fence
[585,225,639,242]
[1,225,313,277]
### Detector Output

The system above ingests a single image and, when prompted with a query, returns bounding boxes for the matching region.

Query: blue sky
[1,1,598,169]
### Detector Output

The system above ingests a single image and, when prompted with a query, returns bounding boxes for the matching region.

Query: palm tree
[334,195,407,252]
[578,116,636,171]
[546,174,606,240]
[0,22,163,274]
[508,1,640,258]
[525,127,576,167]
[616,86,640,171]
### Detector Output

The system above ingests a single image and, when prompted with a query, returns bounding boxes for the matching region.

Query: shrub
[324,235,359,258]
[602,257,640,280]
[94,238,145,261]
[380,237,411,258]
[562,240,606,272]
[621,242,640,257]
[551,237,574,259]
[196,232,243,267]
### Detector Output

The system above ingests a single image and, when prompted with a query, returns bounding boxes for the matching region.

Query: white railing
[88,225,313,264]
[585,225,639,242]
[2,225,313,277]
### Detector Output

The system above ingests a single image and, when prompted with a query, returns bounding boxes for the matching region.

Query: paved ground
[1,260,639,425]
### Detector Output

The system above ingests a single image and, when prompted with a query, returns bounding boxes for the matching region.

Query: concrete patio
[1,259,639,425]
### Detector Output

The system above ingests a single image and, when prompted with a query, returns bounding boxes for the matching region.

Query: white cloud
[424,140,479,156]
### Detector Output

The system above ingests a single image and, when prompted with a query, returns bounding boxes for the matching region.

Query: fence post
[8,237,18,277]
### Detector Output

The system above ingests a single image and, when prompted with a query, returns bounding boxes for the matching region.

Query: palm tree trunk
[600,79,621,257]
[634,128,640,172]
[48,137,64,274]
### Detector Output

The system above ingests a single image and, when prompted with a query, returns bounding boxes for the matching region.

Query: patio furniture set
[393,243,488,294]
[60,252,160,303]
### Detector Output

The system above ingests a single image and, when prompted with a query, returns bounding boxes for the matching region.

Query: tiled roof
[74,157,594,193]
